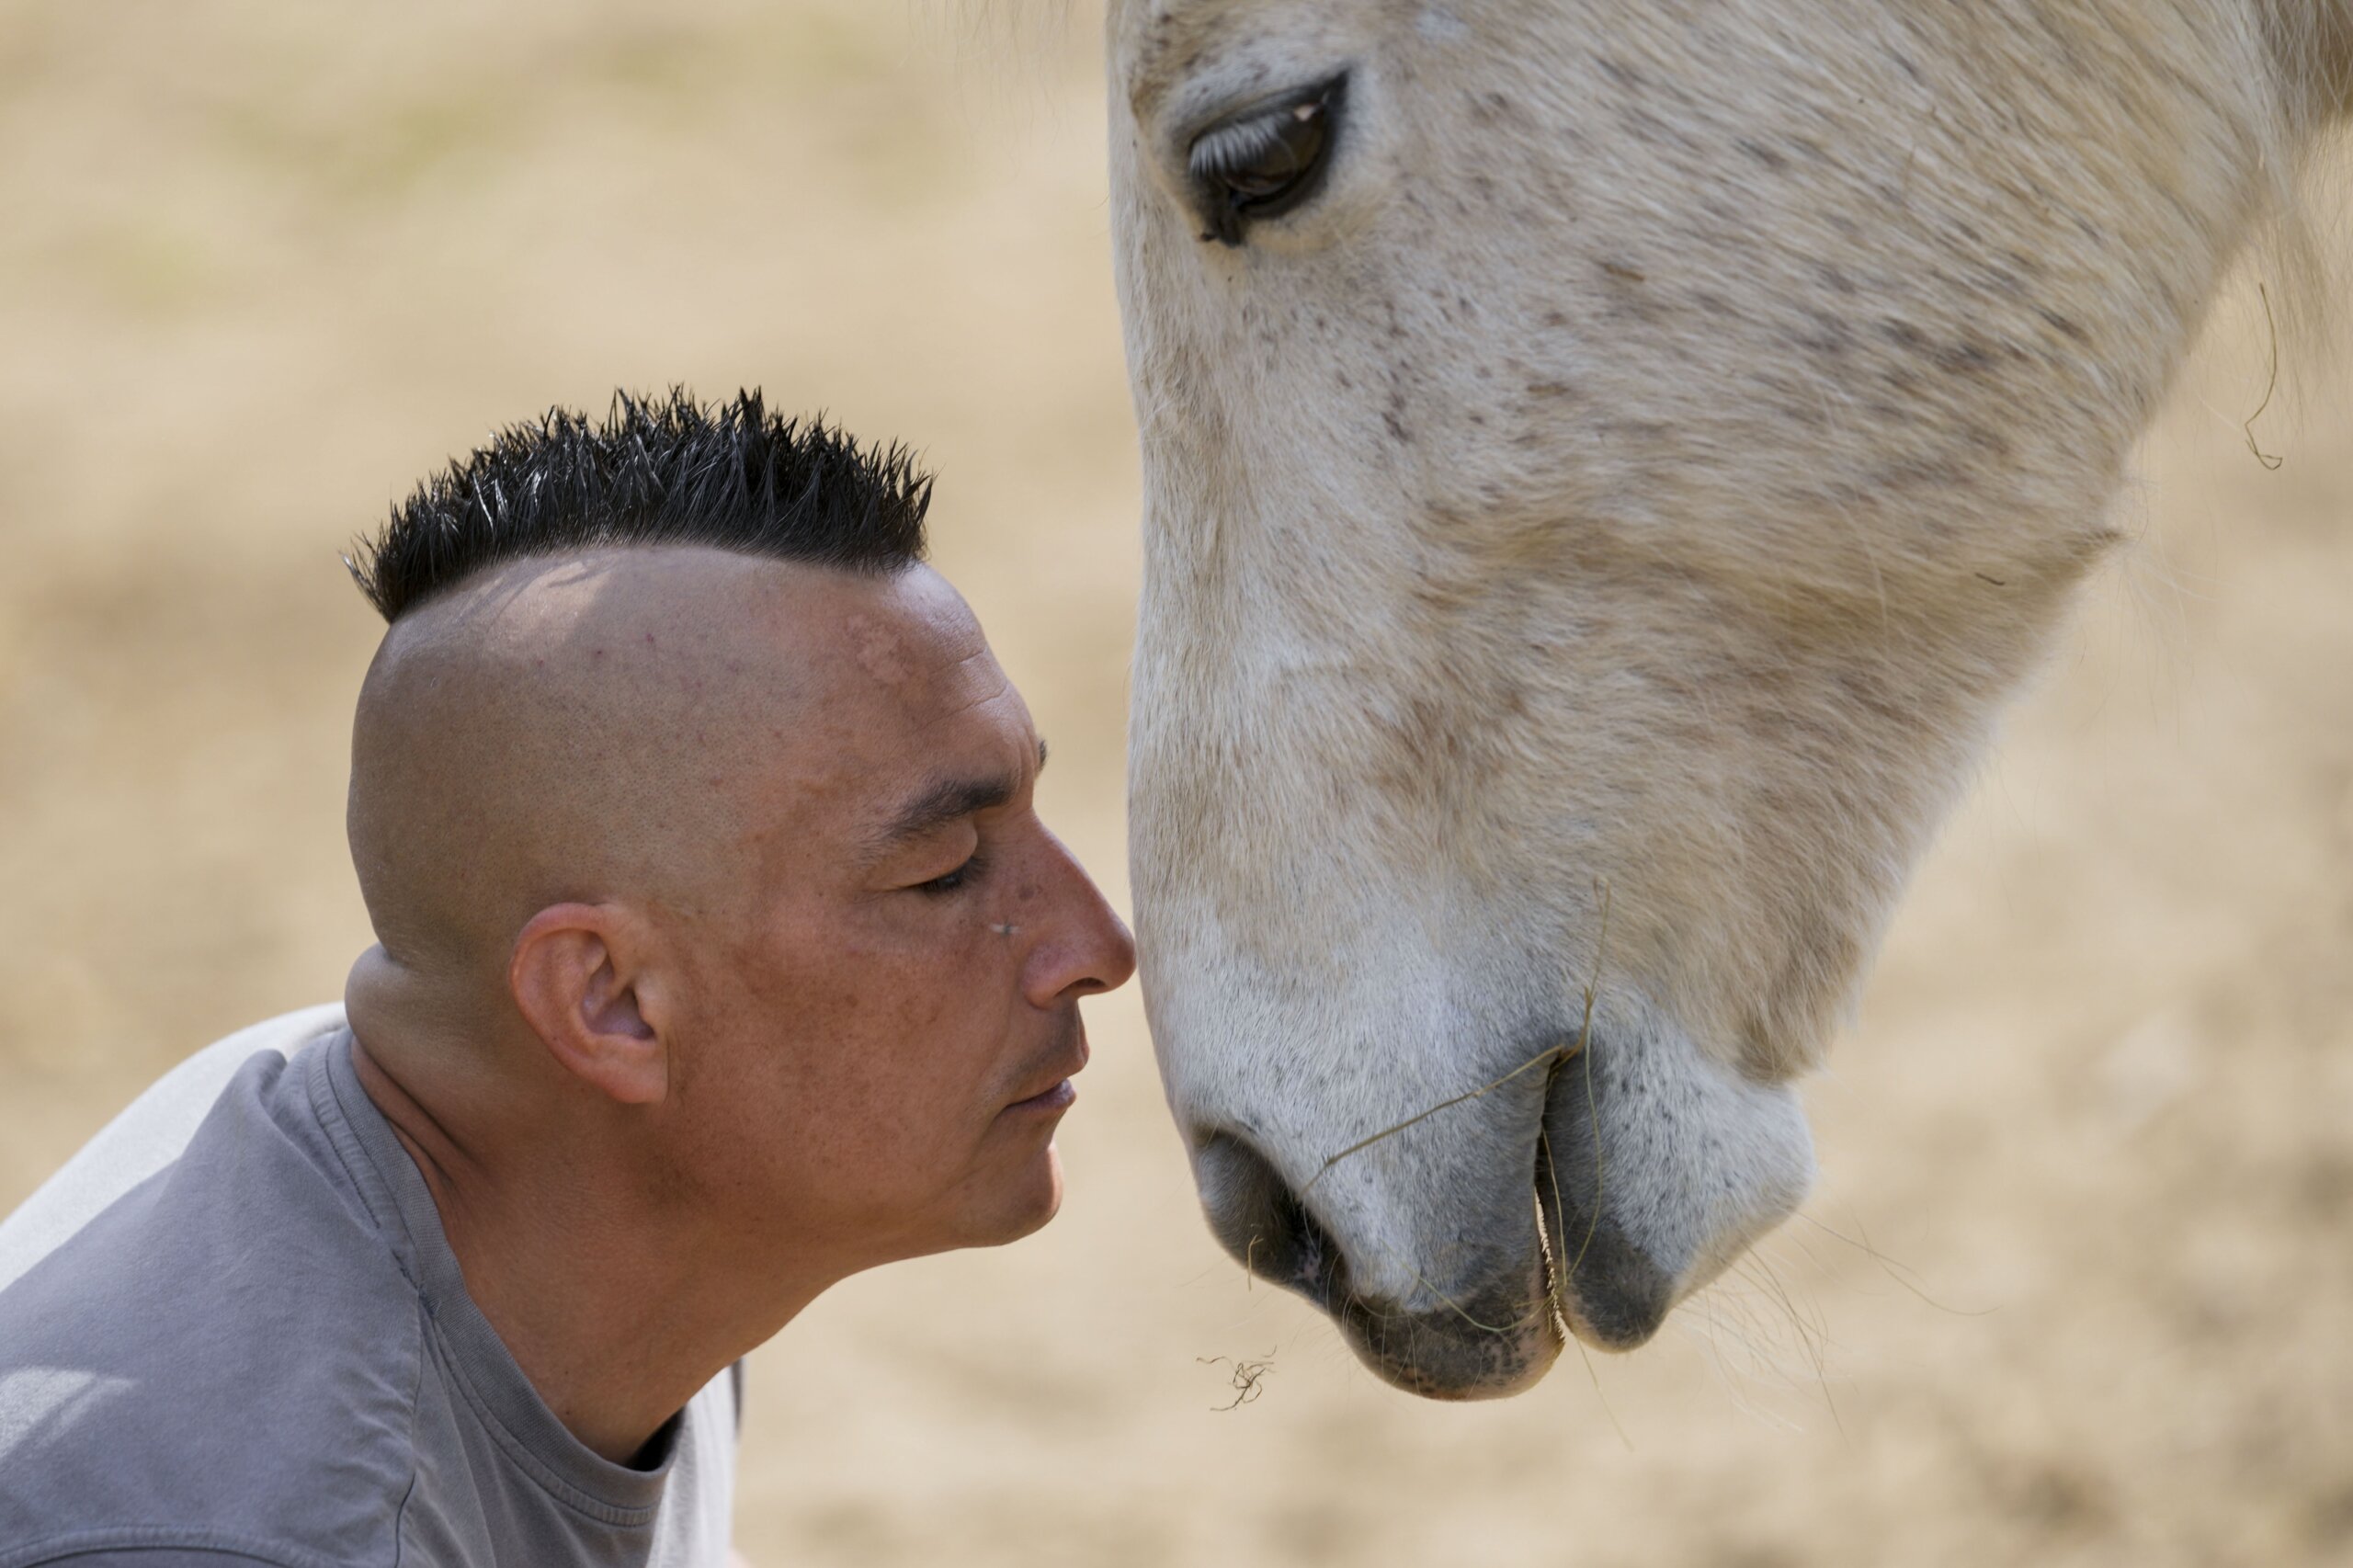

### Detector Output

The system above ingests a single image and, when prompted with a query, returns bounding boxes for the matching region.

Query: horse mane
[2266,0,2353,116]
[2246,1,2353,375]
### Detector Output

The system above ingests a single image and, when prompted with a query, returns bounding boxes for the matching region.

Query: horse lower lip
[1333,1257,1563,1400]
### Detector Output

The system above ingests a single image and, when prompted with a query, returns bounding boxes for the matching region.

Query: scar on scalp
[847,614,913,685]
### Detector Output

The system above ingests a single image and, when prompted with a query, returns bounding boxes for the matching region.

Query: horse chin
[1323,1169,1684,1398]
[1335,1154,1680,1398]
[1315,1147,1687,1398]
[1330,1248,1565,1402]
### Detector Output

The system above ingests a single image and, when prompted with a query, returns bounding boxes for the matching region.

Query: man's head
[342,392,1134,1280]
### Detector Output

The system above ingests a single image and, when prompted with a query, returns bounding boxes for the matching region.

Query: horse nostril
[1191,1129,1348,1307]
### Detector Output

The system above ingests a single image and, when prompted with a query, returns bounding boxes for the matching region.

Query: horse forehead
[1108,0,1246,77]
[1110,0,1389,102]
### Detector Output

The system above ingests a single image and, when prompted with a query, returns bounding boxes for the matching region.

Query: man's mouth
[1003,1014,1090,1115]
[1005,1078,1077,1115]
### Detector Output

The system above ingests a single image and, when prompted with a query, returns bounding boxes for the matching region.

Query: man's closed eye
[913,850,987,896]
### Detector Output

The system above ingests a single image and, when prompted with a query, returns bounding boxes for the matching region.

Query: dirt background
[3,4,2349,1564]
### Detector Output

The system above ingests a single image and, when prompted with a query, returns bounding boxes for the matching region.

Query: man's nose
[1023,831,1137,1004]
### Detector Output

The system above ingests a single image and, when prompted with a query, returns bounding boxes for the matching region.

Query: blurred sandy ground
[3,3,2349,1563]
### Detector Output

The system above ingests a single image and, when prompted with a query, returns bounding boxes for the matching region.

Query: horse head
[1108,0,2347,1397]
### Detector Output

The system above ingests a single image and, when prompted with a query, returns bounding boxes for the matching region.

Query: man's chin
[961,1143,1065,1248]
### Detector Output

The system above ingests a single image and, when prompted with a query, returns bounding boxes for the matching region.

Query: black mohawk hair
[347,389,932,622]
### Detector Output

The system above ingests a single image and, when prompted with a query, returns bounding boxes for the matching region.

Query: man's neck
[347,1031,818,1465]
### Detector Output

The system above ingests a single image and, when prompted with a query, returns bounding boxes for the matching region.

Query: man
[0,391,1137,1565]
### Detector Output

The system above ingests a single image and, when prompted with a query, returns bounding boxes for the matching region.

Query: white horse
[1107,0,2349,1398]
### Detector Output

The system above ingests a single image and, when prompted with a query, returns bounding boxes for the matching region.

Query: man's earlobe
[509,904,669,1106]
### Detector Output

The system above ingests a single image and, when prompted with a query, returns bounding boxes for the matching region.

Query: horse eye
[1187,75,1347,246]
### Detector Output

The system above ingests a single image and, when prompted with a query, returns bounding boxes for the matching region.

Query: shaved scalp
[347,551,813,976]
[348,389,931,623]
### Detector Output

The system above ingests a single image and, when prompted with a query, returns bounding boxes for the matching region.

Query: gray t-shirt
[0,1006,738,1568]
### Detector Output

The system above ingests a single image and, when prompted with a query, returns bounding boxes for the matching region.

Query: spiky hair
[348,389,932,621]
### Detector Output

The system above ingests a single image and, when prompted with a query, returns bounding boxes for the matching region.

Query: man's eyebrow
[865,737,1048,858]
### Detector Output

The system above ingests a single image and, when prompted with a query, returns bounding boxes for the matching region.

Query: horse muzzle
[1190,1085,1680,1399]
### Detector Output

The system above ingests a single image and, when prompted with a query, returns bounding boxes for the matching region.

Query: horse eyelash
[1190,114,1290,180]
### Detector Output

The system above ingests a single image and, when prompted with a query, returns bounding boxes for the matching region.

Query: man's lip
[1005,1078,1077,1115]
[1004,1023,1089,1113]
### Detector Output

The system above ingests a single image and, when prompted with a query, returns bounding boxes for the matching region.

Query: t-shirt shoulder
[0,1011,424,1562]
[0,1006,346,1294]
[0,1007,742,1568]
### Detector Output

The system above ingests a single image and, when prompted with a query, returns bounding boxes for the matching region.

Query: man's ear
[508,903,669,1106]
